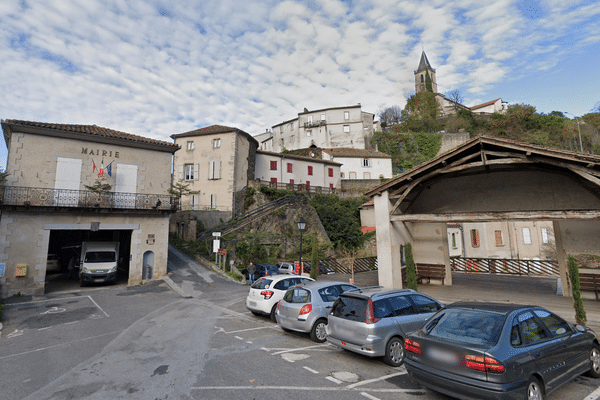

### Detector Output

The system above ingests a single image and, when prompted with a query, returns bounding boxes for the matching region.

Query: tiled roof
[415,51,434,73]
[322,148,391,158]
[470,98,501,111]
[171,124,258,145]
[2,119,178,149]
[359,200,374,208]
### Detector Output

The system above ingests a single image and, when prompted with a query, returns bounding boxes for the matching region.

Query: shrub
[405,243,418,291]
[568,255,587,325]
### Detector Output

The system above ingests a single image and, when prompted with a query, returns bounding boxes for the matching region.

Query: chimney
[304,107,309,113]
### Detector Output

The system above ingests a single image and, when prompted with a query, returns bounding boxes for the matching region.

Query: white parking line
[218,326,273,335]
[326,376,342,384]
[346,371,406,389]
[234,336,244,340]
[583,387,600,400]
[360,393,380,400]
[272,344,329,355]
[303,366,319,374]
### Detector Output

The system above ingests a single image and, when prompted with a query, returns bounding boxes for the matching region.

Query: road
[0,245,598,400]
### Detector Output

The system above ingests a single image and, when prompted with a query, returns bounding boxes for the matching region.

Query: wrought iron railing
[0,185,180,211]
[450,257,559,276]
[257,180,337,194]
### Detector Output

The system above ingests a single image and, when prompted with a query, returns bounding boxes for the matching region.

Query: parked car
[326,287,443,367]
[246,275,314,321]
[276,281,358,342]
[275,262,297,274]
[241,263,279,280]
[404,302,600,400]
[303,261,335,275]
[46,254,61,273]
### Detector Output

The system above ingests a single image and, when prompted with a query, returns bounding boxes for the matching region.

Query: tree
[405,243,418,291]
[425,70,433,93]
[446,89,464,113]
[310,236,318,280]
[567,255,587,325]
[378,105,403,128]
[169,179,194,197]
[592,101,600,113]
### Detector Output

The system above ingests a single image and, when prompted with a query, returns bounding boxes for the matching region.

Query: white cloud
[0,0,598,159]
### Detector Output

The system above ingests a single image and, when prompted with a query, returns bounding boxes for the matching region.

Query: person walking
[248,262,256,284]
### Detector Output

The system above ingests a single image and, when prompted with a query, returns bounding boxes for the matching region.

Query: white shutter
[55,157,82,206]
[214,161,220,179]
[178,165,184,181]
[115,164,138,208]
[194,163,199,180]
[522,228,531,244]
[209,161,214,179]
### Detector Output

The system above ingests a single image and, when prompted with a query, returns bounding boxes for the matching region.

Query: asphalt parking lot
[1,246,599,400]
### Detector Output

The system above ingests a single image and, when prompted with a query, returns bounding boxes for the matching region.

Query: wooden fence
[450,257,559,276]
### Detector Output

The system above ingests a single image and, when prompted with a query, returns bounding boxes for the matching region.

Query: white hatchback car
[246,275,313,321]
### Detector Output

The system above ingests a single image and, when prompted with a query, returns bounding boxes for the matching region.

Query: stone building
[0,120,179,297]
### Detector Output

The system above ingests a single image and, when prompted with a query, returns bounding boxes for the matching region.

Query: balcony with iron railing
[304,120,327,128]
[0,185,180,213]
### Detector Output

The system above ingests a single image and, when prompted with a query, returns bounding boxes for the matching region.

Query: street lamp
[297,217,306,274]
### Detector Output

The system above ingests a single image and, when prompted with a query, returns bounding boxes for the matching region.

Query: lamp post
[297,217,306,274]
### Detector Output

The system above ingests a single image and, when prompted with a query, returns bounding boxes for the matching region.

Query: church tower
[414,51,437,93]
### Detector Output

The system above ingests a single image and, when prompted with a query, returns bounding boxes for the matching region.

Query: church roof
[415,51,435,74]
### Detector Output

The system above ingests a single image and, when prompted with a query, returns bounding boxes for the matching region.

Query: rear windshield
[251,278,273,289]
[283,288,311,303]
[331,296,367,322]
[84,251,116,263]
[424,309,506,346]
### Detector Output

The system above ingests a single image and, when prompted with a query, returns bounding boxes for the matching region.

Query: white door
[55,157,82,206]
[115,164,138,208]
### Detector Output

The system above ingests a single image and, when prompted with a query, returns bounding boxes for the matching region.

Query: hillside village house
[470,98,509,115]
[257,104,377,153]
[0,120,179,297]
[321,148,392,180]
[255,150,341,191]
[171,125,258,214]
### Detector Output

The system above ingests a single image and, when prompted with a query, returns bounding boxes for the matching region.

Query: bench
[416,263,446,285]
[579,273,600,300]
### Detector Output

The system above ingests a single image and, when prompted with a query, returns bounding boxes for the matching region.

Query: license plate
[94,279,104,283]
[249,301,256,307]
[427,347,458,365]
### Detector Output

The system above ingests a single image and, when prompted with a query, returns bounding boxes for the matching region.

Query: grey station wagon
[326,287,443,367]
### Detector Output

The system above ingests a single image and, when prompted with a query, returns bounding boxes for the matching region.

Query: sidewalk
[320,270,600,334]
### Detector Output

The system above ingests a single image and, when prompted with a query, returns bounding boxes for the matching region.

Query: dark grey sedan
[404,302,600,400]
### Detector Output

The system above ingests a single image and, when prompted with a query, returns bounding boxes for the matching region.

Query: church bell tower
[414,51,437,93]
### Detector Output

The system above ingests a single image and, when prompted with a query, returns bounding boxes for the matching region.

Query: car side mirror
[575,324,586,333]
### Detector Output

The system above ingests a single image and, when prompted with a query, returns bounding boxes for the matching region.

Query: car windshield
[283,288,311,303]
[84,251,116,263]
[424,309,506,346]
[251,278,273,289]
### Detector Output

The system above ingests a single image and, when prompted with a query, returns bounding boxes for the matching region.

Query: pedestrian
[248,262,256,284]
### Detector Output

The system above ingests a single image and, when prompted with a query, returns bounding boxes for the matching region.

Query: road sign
[217,248,227,256]
[212,232,221,237]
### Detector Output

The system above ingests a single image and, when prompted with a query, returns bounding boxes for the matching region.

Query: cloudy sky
[1,0,599,167]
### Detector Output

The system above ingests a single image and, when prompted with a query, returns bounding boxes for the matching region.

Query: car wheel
[586,344,600,378]
[310,319,328,343]
[270,305,278,322]
[525,376,544,400]
[383,337,405,367]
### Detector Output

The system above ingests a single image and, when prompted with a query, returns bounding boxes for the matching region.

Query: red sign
[294,261,303,274]
[217,248,227,256]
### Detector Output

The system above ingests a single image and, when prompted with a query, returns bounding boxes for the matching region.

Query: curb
[161,276,193,299]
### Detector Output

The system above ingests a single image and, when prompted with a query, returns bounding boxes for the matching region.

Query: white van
[79,242,120,286]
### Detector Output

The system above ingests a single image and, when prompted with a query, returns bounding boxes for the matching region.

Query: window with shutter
[470,229,480,247]
[308,166,313,175]
[523,228,532,244]
[495,230,503,246]
[270,161,278,171]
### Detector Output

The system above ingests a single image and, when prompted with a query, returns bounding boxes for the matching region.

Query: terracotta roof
[171,124,258,145]
[359,200,374,208]
[322,148,391,158]
[2,119,178,150]
[470,98,501,111]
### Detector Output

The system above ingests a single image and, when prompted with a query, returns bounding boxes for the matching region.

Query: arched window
[420,74,424,83]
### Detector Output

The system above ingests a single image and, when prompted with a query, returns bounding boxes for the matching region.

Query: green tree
[425,71,433,93]
[567,255,586,325]
[405,243,418,291]
[308,194,365,250]
[169,180,194,197]
[310,235,318,280]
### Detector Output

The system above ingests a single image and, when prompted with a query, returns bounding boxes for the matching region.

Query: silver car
[276,281,358,342]
[326,287,443,367]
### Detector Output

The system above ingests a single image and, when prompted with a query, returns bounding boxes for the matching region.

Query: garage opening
[45,229,132,294]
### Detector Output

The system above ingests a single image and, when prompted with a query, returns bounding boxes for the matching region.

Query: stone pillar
[553,221,570,297]
[374,192,403,288]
